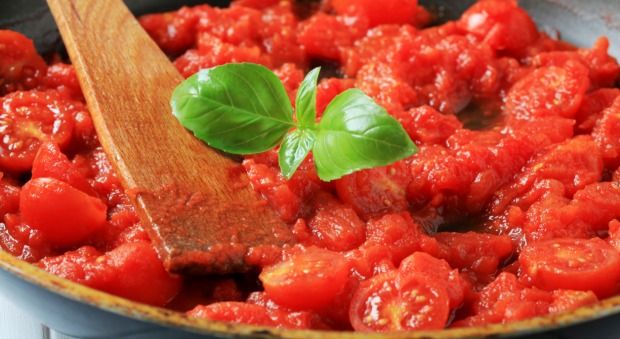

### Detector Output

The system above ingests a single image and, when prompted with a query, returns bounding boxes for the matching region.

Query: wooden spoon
[47,0,294,274]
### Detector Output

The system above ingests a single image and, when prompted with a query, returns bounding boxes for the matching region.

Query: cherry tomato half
[260,248,350,311]
[519,238,620,298]
[349,271,450,332]
[20,177,107,247]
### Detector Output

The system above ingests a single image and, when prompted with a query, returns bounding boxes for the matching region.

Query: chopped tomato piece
[247,292,331,330]
[331,0,419,27]
[20,178,107,247]
[519,238,620,298]
[575,88,620,133]
[0,30,46,94]
[435,232,514,283]
[39,242,181,306]
[365,212,440,263]
[458,0,538,54]
[399,252,468,309]
[549,290,598,314]
[0,176,20,217]
[99,242,182,306]
[346,244,395,280]
[349,271,450,332]
[297,13,366,61]
[139,7,200,55]
[592,96,620,169]
[38,63,84,101]
[260,248,350,311]
[307,194,366,252]
[32,142,95,195]
[457,272,553,326]
[243,159,301,222]
[0,90,76,172]
[398,105,462,145]
[0,213,51,262]
[335,161,411,220]
[189,302,273,326]
[505,64,589,120]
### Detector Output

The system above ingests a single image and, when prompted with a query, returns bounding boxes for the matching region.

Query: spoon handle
[47,0,293,274]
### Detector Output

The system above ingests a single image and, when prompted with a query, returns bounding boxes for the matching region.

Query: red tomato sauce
[2,0,620,332]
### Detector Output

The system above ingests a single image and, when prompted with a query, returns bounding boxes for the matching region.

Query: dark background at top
[1,0,620,56]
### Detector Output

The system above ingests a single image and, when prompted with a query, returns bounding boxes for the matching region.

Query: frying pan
[1,0,620,338]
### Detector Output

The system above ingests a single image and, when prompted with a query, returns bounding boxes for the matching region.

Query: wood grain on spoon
[47,0,294,274]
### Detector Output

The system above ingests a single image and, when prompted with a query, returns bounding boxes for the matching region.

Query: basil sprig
[171,63,417,181]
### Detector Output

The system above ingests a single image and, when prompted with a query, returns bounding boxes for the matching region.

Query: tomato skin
[398,105,462,145]
[335,161,411,220]
[346,244,395,280]
[188,302,274,326]
[575,88,620,133]
[0,30,46,95]
[0,90,77,173]
[38,63,84,102]
[505,64,590,121]
[20,178,107,247]
[399,252,467,309]
[243,159,301,223]
[489,136,604,234]
[260,248,350,311]
[247,291,332,330]
[519,238,620,298]
[99,242,181,306]
[0,213,51,262]
[82,147,127,208]
[458,0,538,54]
[297,13,366,62]
[0,177,20,217]
[549,290,598,314]
[456,272,554,326]
[349,271,450,332]
[365,212,440,264]
[331,0,419,28]
[435,232,514,283]
[32,142,95,195]
[190,298,327,330]
[307,194,366,252]
[139,7,199,55]
[592,96,620,169]
[39,242,181,306]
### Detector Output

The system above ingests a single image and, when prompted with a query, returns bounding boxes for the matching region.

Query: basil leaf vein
[171,63,294,154]
[313,89,417,181]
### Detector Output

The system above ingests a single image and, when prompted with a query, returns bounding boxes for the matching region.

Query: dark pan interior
[2,0,620,57]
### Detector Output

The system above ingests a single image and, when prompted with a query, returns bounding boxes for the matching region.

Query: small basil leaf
[313,89,417,181]
[295,67,320,128]
[171,63,295,154]
[278,129,316,179]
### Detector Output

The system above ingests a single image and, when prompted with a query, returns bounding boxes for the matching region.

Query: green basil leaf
[171,63,295,154]
[295,67,320,128]
[313,89,417,181]
[278,129,316,180]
